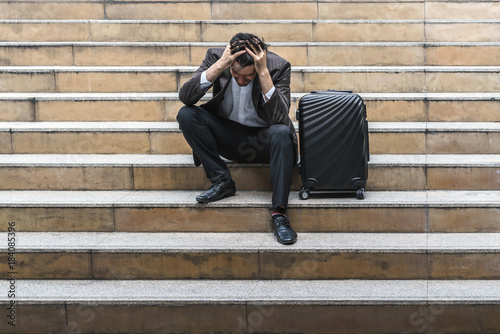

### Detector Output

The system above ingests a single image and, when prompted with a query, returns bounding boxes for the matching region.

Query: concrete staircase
[1,0,499,333]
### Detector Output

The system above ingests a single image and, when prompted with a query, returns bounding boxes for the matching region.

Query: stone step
[1,232,500,280]
[0,154,498,192]
[1,121,498,154]
[1,1,498,20]
[1,92,499,123]
[0,190,498,233]
[1,66,499,93]
[1,19,499,43]
[0,280,499,333]
[1,42,499,66]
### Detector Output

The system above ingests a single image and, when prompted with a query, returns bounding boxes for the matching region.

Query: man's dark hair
[230,33,269,67]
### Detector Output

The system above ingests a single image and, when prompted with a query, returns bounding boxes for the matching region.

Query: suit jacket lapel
[251,75,261,111]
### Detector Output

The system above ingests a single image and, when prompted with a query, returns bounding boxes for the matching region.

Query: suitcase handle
[311,89,354,94]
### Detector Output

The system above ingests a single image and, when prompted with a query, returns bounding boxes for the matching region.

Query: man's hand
[245,40,268,76]
[246,40,274,101]
[205,44,246,82]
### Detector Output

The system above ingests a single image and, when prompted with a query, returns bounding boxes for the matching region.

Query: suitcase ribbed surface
[299,92,368,191]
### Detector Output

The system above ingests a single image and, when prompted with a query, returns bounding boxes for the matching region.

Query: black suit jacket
[179,48,297,150]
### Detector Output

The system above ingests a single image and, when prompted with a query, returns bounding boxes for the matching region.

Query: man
[177,33,297,245]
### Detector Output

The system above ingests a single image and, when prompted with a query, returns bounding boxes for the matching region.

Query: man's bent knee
[176,106,196,128]
[268,124,293,145]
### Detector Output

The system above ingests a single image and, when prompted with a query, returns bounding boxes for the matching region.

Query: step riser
[1,252,499,279]
[0,206,500,233]
[2,303,499,334]
[2,132,498,154]
[2,100,500,123]
[0,166,498,191]
[1,45,499,66]
[2,71,499,93]
[1,2,498,20]
[2,22,499,43]
[2,207,499,233]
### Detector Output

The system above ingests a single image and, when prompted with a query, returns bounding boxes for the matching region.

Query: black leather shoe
[196,179,236,203]
[270,214,297,245]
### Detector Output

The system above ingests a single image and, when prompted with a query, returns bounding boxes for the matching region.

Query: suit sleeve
[179,49,218,106]
[257,60,291,125]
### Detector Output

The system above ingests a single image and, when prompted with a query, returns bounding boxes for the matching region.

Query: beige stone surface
[429,208,500,232]
[67,305,246,334]
[106,3,211,20]
[426,72,500,93]
[0,22,89,42]
[427,23,500,43]
[12,132,151,154]
[0,46,74,66]
[428,101,500,122]
[426,2,500,20]
[73,46,190,66]
[427,46,500,66]
[165,100,186,121]
[427,133,500,154]
[0,208,114,232]
[0,253,92,279]
[115,207,270,232]
[308,46,424,66]
[429,254,500,279]
[93,253,259,279]
[212,2,317,20]
[289,208,426,232]
[150,132,197,154]
[0,167,134,190]
[0,101,34,121]
[260,253,427,279]
[133,167,209,190]
[368,167,426,191]
[430,306,500,334]
[190,45,308,67]
[55,72,178,93]
[0,3,104,19]
[0,305,66,334]
[249,305,421,334]
[202,22,313,42]
[0,73,55,93]
[313,23,424,42]
[91,22,201,42]
[369,133,426,154]
[428,168,500,190]
[37,100,165,122]
[133,166,287,190]
[303,72,425,93]
[271,46,309,66]
[0,132,12,153]
[367,100,426,122]
[319,2,424,20]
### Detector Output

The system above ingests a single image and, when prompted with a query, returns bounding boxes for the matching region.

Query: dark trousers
[177,105,295,210]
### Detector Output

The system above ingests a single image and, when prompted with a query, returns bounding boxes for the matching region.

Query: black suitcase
[296,90,369,200]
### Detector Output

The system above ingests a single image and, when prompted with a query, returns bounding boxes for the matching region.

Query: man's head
[229,33,268,86]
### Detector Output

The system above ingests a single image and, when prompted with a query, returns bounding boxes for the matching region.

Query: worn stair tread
[1,231,500,253]
[1,153,499,168]
[1,65,499,73]
[0,190,498,208]
[1,121,499,133]
[3,19,500,24]
[2,41,500,46]
[1,92,499,101]
[1,279,499,305]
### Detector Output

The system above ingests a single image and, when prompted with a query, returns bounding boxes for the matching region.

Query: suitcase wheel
[356,188,365,200]
[299,187,310,200]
